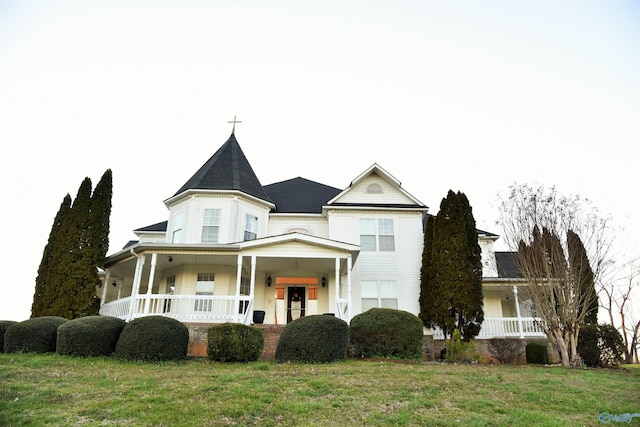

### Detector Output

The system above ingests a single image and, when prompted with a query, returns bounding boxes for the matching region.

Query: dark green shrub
[114,316,189,362]
[488,338,524,364]
[207,323,264,362]
[3,316,68,354]
[577,324,600,367]
[578,323,625,367]
[57,316,126,357]
[0,320,18,353]
[275,315,349,363]
[525,342,550,364]
[350,308,423,360]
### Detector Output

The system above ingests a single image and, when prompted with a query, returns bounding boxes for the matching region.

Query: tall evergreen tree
[419,215,436,329]
[88,169,112,269]
[46,177,94,318]
[419,190,484,345]
[34,170,112,319]
[31,194,72,317]
[567,229,598,325]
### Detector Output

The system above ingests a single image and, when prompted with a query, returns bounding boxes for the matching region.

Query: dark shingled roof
[264,177,342,214]
[173,133,272,203]
[495,251,522,278]
[134,221,168,232]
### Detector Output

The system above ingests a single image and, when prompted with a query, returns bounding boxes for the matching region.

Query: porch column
[235,254,243,323]
[128,252,145,321]
[248,255,257,324]
[144,253,158,314]
[347,254,352,321]
[101,269,111,306]
[513,285,524,339]
[334,257,340,306]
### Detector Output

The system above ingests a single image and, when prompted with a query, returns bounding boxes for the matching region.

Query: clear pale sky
[1,1,638,321]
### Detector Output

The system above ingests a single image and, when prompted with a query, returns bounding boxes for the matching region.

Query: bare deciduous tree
[601,264,640,364]
[498,184,613,367]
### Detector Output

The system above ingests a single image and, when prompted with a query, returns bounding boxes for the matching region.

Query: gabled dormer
[162,133,275,244]
[327,163,428,209]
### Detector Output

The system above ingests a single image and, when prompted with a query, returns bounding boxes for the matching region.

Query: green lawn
[1,354,639,426]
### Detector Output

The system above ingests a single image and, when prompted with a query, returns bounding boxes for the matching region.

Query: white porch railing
[100,295,253,324]
[431,317,546,340]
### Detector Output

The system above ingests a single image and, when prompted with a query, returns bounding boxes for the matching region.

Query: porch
[430,317,546,340]
[98,293,350,325]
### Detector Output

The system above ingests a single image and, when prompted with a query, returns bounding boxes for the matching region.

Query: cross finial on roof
[227,115,242,134]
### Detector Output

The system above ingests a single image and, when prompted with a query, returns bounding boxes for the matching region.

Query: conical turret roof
[173,133,272,203]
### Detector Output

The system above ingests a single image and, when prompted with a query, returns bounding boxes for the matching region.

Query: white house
[99,131,544,345]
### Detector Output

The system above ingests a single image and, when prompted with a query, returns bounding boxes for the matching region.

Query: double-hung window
[244,214,258,241]
[201,209,221,243]
[360,218,395,251]
[361,280,398,311]
[172,212,184,243]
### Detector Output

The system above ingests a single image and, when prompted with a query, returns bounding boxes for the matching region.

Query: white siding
[165,194,270,244]
[334,174,416,205]
[267,215,329,238]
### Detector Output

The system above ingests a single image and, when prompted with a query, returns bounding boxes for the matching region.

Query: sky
[1,0,639,322]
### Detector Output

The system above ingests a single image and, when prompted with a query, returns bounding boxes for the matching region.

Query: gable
[329,165,426,209]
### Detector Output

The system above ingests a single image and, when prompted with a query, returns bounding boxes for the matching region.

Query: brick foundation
[184,322,285,360]
[185,322,555,363]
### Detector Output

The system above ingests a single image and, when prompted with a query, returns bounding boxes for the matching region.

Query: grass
[1,354,639,426]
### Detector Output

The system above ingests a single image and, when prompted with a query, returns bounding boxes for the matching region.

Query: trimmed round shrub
[114,316,189,362]
[275,315,349,363]
[57,316,127,357]
[4,316,68,354]
[350,308,424,360]
[525,342,550,364]
[0,320,18,353]
[207,323,264,362]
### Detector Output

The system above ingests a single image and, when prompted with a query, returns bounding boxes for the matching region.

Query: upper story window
[244,214,258,241]
[360,218,395,251]
[201,209,221,243]
[172,212,184,243]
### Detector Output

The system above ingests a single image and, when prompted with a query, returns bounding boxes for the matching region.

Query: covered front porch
[98,233,360,325]
[431,283,546,340]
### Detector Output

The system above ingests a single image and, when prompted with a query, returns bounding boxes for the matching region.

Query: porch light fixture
[168,256,173,263]
[111,281,117,287]
[321,276,327,287]
[267,275,272,287]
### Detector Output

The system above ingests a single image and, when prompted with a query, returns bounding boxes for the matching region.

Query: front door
[287,286,306,323]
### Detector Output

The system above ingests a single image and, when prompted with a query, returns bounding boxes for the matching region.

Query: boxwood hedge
[4,316,68,354]
[275,314,349,363]
[57,315,127,357]
[114,316,189,362]
[207,323,264,362]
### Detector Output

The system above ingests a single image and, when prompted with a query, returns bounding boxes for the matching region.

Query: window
[172,212,184,243]
[244,214,258,241]
[201,209,221,243]
[361,280,398,311]
[360,218,395,251]
[195,273,214,311]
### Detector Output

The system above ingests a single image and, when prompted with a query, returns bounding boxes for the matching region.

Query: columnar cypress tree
[34,170,112,319]
[46,177,94,318]
[88,169,112,269]
[567,229,597,325]
[419,215,437,329]
[419,190,484,346]
[31,194,72,317]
